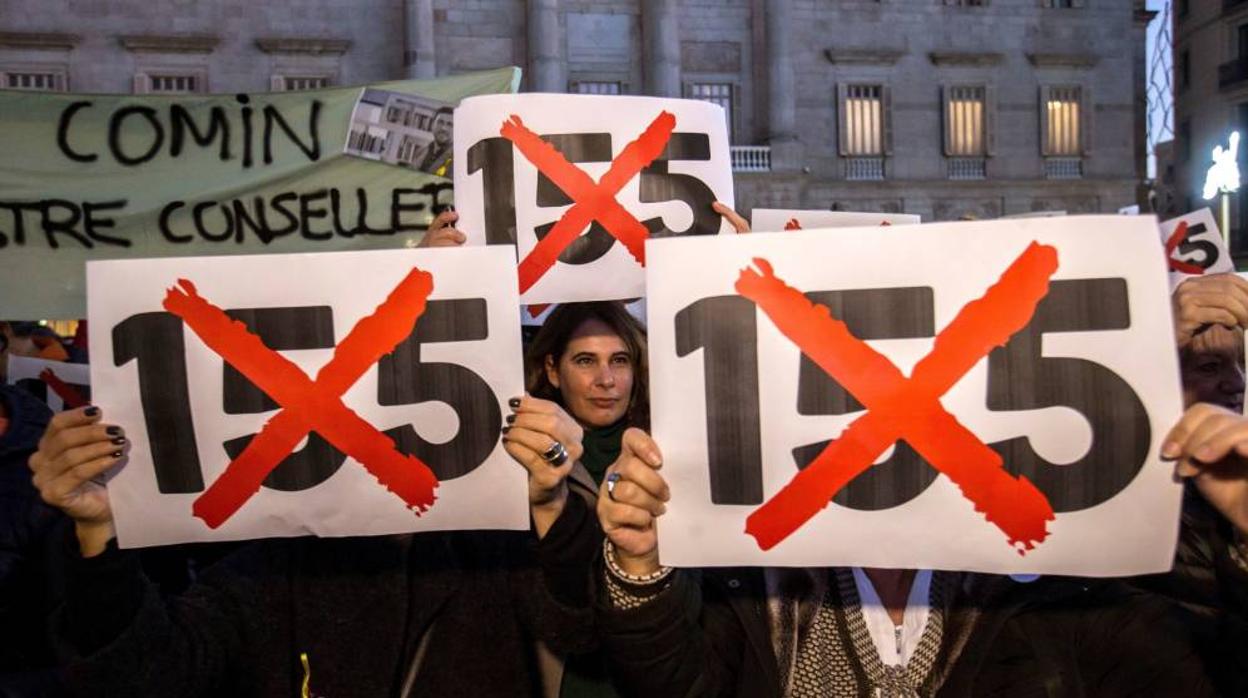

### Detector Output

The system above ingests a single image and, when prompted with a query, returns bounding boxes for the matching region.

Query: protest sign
[6,355,91,411]
[1159,208,1233,287]
[88,246,525,548]
[751,209,920,232]
[647,216,1183,575]
[0,67,519,319]
[453,94,735,304]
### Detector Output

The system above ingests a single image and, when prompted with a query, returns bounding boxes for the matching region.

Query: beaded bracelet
[603,538,673,585]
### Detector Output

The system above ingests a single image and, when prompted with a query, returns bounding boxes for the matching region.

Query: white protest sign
[1159,208,1233,287]
[6,355,91,412]
[751,209,920,232]
[453,93,735,304]
[647,216,1183,575]
[88,247,526,548]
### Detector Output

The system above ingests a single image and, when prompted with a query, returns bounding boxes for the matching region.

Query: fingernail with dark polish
[111,437,126,446]
[106,426,122,436]
[110,450,123,459]
[84,406,100,417]
[508,397,521,409]
[505,414,516,424]
[501,426,512,435]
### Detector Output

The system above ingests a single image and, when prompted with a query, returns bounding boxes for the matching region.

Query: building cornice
[119,35,220,53]
[1027,52,1099,69]
[255,38,352,56]
[0,31,80,50]
[928,51,1003,67]
[824,48,905,66]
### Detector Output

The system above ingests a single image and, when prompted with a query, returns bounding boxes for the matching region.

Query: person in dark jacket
[0,383,62,697]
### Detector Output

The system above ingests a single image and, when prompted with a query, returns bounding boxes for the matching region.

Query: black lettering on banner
[466,137,518,245]
[262,101,321,164]
[378,298,500,481]
[270,192,301,237]
[641,133,720,239]
[533,133,617,264]
[1175,222,1221,270]
[986,278,1149,511]
[674,295,763,504]
[238,94,254,169]
[192,201,233,242]
[57,101,98,163]
[791,287,937,510]
[83,199,129,247]
[169,104,231,160]
[220,307,344,491]
[108,106,164,166]
[42,199,91,249]
[159,201,193,243]
[113,312,204,494]
[299,190,332,241]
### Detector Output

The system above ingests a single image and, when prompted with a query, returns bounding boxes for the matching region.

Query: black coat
[599,567,1218,698]
[56,493,602,698]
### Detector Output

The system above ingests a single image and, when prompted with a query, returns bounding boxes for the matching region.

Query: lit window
[945,86,986,156]
[573,81,622,95]
[843,84,884,156]
[688,82,734,141]
[149,74,198,93]
[5,71,63,91]
[1043,86,1082,156]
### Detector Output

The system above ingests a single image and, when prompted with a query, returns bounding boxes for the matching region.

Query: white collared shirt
[850,568,933,667]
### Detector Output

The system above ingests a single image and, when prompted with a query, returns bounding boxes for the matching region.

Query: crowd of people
[1,206,1247,697]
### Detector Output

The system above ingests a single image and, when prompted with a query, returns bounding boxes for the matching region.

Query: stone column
[765,0,799,170]
[404,0,436,79]
[642,0,681,98]
[527,0,564,92]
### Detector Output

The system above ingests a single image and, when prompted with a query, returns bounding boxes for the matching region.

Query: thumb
[621,427,663,468]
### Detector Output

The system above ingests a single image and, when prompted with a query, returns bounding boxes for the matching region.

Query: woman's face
[545,318,634,428]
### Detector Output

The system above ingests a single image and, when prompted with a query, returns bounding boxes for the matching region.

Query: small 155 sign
[646,217,1184,576]
[453,94,736,305]
[88,247,526,548]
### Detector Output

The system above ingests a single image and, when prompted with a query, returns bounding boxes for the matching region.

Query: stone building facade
[1172,0,1248,255]
[0,0,1154,221]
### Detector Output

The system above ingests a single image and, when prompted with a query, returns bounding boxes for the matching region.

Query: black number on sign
[1176,222,1221,270]
[466,136,518,245]
[532,133,617,264]
[986,278,1149,511]
[792,287,938,510]
[674,295,763,504]
[640,133,720,239]
[113,312,204,494]
[220,306,345,492]
[378,298,500,481]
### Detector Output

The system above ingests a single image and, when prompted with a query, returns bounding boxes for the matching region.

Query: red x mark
[162,270,440,529]
[737,242,1059,553]
[784,218,803,231]
[500,112,675,293]
[38,368,88,409]
[1164,221,1205,275]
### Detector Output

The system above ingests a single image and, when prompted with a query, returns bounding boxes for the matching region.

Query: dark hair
[525,302,649,429]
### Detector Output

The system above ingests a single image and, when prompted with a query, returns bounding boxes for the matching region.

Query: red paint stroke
[163,271,440,528]
[1164,221,1205,275]
[527,303,551,318]
[879,221,892,227]
[784,218,803,231]
[38,368,88,409]
[738,242,1058,553]
[500,112,675,293]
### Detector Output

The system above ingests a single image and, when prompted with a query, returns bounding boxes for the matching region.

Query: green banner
[0,67,520,318]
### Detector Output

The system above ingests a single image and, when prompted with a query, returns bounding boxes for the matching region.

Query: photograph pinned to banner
[344,88,456,176]
[1159,208,1233,287]
[6,355,91,412]
[646,216,1183,575]
[88,247,526,548]
[453,93,735,305]
[750,209,920,232]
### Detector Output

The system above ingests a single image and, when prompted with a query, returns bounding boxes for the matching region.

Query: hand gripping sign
[750,209,921,232]
[1158,208,1233,288]
[453,94,735,305]
[88,247,525,548]
[7,355,91,411]
[647,216,1184,575]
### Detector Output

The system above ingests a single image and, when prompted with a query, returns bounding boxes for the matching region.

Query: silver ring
[549,448,569,467]
[606,472,621,501]
[544,442,569,464]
